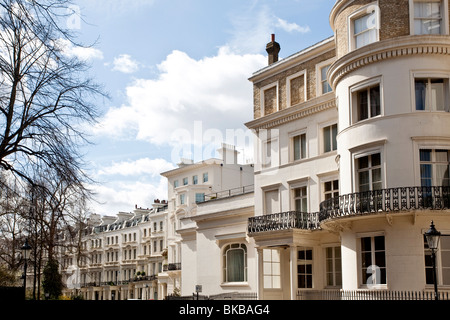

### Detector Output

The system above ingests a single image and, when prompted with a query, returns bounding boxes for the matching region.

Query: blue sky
[69,0,336,215]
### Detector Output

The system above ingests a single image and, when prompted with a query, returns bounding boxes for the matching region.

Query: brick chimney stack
[266,34,280,65]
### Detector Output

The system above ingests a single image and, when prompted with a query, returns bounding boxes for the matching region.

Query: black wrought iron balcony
[248,211,320,234]
[247,186,450,235]
[163,263,182,271]
[319,186,450,221]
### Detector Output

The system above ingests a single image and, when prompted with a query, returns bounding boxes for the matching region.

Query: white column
[256,248,263,300]
[290,246,297,300]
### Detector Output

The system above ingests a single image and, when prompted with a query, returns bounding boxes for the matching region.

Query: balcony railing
[202,185,254,202]
[297,289,450,300]
[319,186,450,221]
[247,186,450,235]
[248,211,320,234]
[163,263,181,271]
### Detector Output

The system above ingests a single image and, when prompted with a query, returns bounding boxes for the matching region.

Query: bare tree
[0,0,105,192]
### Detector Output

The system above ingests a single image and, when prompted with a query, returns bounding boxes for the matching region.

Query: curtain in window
[227,248,245,282]
[354,12,377,48]
[414,2,441,35]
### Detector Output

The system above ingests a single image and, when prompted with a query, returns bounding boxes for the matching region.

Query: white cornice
[329,35,450,89]
[245,94,336,131]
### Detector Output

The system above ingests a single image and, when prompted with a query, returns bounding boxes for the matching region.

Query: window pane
[372,153,381,166]
[359,171,370,191]
[227,249,245,282]
[354,14,369,34]
[370,86,381,117]
[375,251,386,268]
[375,236,385,251]
[372,168,382,190]
[415,79,427,110]
[324,126,331,153]
[414,2,442,35]
[361,237,372,252]
[321,65,332,94]
[332,124,338,150]
[294,135,301,160]
[362,252,372,268]
[420,149,432,161]
[355,28,377,49]
[358,90,369,120]
[359,156,369,169]
[293,134,306,160]
[431,79,444,111]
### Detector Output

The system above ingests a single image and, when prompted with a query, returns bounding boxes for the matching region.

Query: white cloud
[98,158,176,177]
[275,18,311,34]
[227,5,311,54]
[112,54,140,74]
[56,38,104,61]
[94,47,265,163]
[88,178,167,215]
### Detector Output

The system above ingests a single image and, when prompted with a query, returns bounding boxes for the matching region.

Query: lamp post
[425,221,441,300]
[21,239,31,300]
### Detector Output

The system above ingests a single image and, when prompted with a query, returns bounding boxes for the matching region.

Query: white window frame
[348,2,380,51]
[297,247,314,289]
[262,136,280,169]
[350,76,383,124]
[289,128,307,162]
[409,0,449,35]
[419,148,450,186]
[411,71,450,112]
[262,185,281,215]
[356,152,383,192]
[222,243,248,284]
[318,172,340,203]
[357,231,387,289]
[412,137,450,185]
[260,81,279,117]
[316,58,335,97]
[263,248,281,289]
[352,147,385,193]
[324,245,342,288]
[179,193,186,205]
[287,70,307,107]
[289,179,309,213]
[320,122,338,154]
[424,231,450,286]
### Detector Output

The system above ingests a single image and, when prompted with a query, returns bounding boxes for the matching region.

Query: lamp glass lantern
[425,221,441,250]
[21,239,31,260]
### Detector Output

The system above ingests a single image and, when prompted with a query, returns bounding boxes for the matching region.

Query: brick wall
[334,0,450,59]
[253,49,336,119]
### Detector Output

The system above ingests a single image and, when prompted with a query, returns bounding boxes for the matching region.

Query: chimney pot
[266,34,280,66]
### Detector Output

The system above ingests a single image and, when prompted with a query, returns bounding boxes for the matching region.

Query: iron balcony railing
[297,289,450,300]
[248,186,450,234]
[248,211,320,234]
[163,263,181,271]
[319,186,450,221]
[202,185,254,202]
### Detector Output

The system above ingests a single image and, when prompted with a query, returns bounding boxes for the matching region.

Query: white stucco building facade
[246,0,450,300]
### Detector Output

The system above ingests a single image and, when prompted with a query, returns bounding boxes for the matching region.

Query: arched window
[223,243,247,282]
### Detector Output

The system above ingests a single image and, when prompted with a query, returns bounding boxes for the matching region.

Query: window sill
[220,282,250,288]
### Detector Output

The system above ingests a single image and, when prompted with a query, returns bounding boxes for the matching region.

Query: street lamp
[425,221,441,300]
[21,239,31,300]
